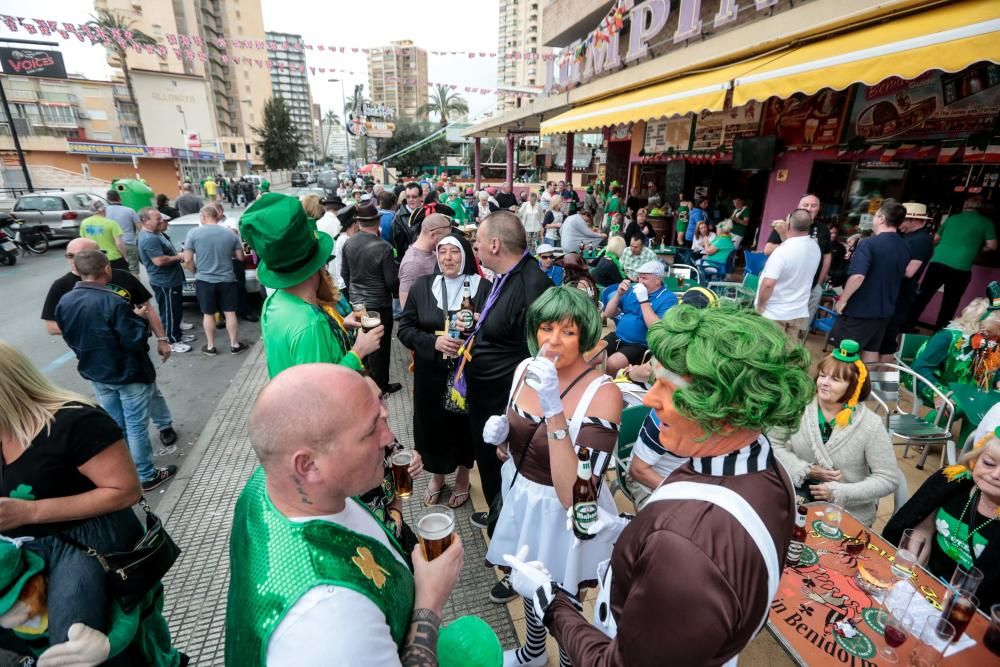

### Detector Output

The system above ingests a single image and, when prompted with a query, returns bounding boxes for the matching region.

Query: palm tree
[344,93,370,116]
[89,9,157,145]
[417,85,470,127]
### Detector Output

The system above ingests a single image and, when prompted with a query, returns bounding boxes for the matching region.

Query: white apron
[592,481,780,667]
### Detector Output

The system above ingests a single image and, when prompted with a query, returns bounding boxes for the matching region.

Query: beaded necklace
[957,489,998,537]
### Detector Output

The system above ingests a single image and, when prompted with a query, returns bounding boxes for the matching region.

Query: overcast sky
[11,0,501,120]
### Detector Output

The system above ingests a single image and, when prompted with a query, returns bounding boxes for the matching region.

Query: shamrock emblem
[352,546,389,589]
[935,518,950,537]
[9,484,35,500]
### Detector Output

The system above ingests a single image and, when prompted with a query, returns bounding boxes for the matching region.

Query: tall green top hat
[239,193,334,289]
[437,616,502,667]
[0,536,45,615]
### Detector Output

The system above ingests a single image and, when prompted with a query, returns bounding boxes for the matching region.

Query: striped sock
[515,598,548,662]
[559,647,573,667]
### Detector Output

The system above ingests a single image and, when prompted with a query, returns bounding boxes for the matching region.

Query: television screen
[733,136,776,171]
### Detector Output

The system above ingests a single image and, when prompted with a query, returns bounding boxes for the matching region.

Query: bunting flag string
[0,14,561,62]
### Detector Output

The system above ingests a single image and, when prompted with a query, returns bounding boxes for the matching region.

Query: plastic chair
[895,333,929,369]
[809,305,839,352]
[608,405,649,512]
[743,250,768,276]
[699,251,735,285]
[600,283,618,308]
[866,362,957,470]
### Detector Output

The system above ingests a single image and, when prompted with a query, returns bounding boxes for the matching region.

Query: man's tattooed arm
[401,608,441,667]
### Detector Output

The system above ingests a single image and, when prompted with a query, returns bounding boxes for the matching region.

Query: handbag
[52,498,181,613]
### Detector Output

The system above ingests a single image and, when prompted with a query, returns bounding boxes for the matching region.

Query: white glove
[565,505,632,547]
[632,282,649,303]
[482,415,510,446]
[524,356,562,418]
[39,623,111,667]
[503,545,556,620]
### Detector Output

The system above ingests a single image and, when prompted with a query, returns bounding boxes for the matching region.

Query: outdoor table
[766,502,992,666]
[948,382,1000,447]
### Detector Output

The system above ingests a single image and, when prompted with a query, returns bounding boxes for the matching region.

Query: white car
[164,213,261,301]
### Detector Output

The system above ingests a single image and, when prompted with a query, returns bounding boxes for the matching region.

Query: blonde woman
[542,195,563,247]
[0,340,147,651]
[299,193,325,220]
[518,191,544,245]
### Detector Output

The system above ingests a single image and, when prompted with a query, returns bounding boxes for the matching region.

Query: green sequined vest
[225,468,415,666]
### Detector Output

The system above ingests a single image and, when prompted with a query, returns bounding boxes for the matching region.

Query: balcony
[113,86,131,99]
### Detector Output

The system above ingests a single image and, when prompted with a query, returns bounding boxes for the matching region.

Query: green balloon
[437,616,502,667]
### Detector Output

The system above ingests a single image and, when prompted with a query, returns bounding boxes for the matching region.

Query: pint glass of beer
[350,301,367,318]
[361,311,382,333]
[390,450,413,498]
[417,505,455,561]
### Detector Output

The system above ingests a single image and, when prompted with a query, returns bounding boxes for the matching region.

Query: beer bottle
[785,504,808,568]
[458,279,475,329]
[572,447,598,541]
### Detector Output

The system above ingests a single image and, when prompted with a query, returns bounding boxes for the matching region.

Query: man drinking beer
[226,364,464,665]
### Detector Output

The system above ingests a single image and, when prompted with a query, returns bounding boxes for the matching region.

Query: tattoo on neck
[291,474,312,505]
[401,608,440,667]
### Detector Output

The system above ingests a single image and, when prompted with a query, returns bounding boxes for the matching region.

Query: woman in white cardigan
[770,339,900,526]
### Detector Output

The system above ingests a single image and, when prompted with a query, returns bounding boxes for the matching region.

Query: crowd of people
[1,170,998,667]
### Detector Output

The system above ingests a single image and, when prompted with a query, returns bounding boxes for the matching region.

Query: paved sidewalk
[158,338,517,664]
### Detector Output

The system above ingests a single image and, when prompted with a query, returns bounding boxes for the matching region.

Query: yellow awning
[540,63,751,136]
[733,0,1000,106]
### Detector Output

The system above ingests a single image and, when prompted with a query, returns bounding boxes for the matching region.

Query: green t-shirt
[731,206,750,236]
[80,215,124,261]
[936,503,989,569]
[675,205,690,233]
[706,235,735,268]
[261,289,364,378]
[931,210,996,271]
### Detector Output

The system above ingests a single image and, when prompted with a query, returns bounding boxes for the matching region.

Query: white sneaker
[181,334,196,343]
[179,322,194,331]
[170,342,192,353]
[503,649,546,667]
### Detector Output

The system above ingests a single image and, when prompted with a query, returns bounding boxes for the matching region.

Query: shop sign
[858,160,906,169]
[691,103,761,152]
[173,148,224,161]
[643,117,692,153]
[759,89,851,147]
[365,120,395,139]
[569,0,784,86]
[845,63,1000,143]
[362,103,395,121]
[67,142,149,157]
[609,123,632,142]
[0,47,66,79]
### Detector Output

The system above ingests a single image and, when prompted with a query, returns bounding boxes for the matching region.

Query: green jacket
[225,468,414,666]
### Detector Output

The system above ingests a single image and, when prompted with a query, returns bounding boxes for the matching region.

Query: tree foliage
[377,119,448,174]
[417,85,470,127]
[252,97,303,170]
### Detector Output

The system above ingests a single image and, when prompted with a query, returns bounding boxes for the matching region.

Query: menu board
[845,63,1000,142]
[691,102,762,152]
[643,117,693,153]
[759,89,851,147]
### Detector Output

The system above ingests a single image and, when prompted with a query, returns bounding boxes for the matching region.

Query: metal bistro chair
[708,272,758,308]
[866,362,958,470]
[608,404,649,512]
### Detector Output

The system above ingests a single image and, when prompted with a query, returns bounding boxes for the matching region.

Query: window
[15,196,66,212]
[230,142,236,152]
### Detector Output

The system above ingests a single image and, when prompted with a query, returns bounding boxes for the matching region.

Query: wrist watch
[547,427,568,440]
[156,336,168,341]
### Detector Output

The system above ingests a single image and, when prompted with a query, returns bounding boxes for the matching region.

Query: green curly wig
[525,286,602,357]
[647,304,815,435]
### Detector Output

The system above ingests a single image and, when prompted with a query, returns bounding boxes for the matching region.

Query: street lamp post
[240,99,253,176]
[176,105,192,185]
[328,78,353,172]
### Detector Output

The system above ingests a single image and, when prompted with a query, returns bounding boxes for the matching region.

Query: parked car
[165,213,261,301]
[291,171,309,187]
[12,191,106,240]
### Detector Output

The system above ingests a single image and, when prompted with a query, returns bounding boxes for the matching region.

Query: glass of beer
[351,301,367,318]
[417,505,455,561]
[361,311,382,333]
[390,450,413,498]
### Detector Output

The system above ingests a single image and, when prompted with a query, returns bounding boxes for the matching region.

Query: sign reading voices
[0,47,67,78]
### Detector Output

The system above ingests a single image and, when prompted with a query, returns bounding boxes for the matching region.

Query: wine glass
[890,528,925,580]
[910,616,956,667]
[876,584,914,663]
[819,503,843,537]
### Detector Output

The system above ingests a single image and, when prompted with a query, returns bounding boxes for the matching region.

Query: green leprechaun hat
[0,536,45,616]
[239,193,334,289]
[437,616,502,667]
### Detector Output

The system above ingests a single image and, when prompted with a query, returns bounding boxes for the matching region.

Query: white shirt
[692,232,716,254]
[332,233,350,289]
[267,499,407,666]
[540,191,552,211]
[316,211,341,241]
[630,411,687,479]
[518,202,543,233]
[756,234,821,321]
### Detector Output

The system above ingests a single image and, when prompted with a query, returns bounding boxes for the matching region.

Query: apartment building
[496,0,552,113]
[267,32,315,161]
[367,40,428,121]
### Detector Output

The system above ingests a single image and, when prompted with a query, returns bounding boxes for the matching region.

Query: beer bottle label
[573,500,598,535]
[785,540,804,567]
[457,309,474,329]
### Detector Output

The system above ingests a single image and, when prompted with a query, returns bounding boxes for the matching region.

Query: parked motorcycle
[0,212,50,255]
[0,227,16,265]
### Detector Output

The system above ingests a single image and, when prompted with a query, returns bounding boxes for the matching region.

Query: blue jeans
[91,381,156,482]
[149,382,172,432]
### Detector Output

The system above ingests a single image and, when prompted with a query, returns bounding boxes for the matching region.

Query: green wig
[525,286,602,357]
[647,304,815,435]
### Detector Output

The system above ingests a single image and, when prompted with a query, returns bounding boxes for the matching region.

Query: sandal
[423,483,445,507]
[448,487,471,509]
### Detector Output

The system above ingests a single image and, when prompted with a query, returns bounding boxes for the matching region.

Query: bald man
[398,213,453,307]
[226,364,464,666]
[41,236,182,447]
[764,193,831,320]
